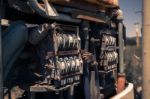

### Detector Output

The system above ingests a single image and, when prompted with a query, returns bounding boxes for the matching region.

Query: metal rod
[82,21,90,99]
[66,85,74,99]
[0,0,3,98]
[118,22,124,73]
[90,71,96,99]
[116,9,126,93]
[90,41,100,99]
[142,0,150,98]
[117,9,124,74]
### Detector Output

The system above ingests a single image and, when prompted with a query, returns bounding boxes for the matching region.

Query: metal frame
[0,1,127,99]
[0,0,3,98]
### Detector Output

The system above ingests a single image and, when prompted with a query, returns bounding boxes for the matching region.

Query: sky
[119,0,142,37]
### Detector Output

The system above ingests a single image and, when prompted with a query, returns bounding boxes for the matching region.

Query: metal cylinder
[117,9,124,74]
[116,9,126,93]
[118,22,124,73]
[82,21,90,99]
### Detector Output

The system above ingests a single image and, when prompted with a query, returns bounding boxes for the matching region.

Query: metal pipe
[90,40,100,99]
[28,0,81,23]
[90,71,96,99]
[0,0,3,98]
[116,9,126,93]
[82,21,90,99]
[3,21,28,80]
[117,9,124,74]
[66,85,74,99]
[118,22,124,73]
[142,0,150,98]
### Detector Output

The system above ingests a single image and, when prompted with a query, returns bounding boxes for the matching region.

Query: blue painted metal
[82,21,90,99]
[2,21,28,80]
[28,0,81,23]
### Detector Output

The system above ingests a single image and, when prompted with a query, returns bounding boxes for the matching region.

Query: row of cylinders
[102,35,116,46]
[54,75,80,87]
[57,56,83,75]
[46,56,83,79]
[56,33,80,50]
[100,51,118,63]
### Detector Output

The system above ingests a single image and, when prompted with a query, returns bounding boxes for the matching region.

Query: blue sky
[119,0,142,37]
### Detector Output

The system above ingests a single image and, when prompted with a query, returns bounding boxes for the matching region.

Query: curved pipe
[28,0,81,23]
[111,83,134,99]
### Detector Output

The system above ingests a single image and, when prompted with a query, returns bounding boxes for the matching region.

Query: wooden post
[135,23,140,48]
[142,0,150,98]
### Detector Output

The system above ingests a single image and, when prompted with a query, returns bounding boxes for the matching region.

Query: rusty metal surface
[57,50,79,56]
[85,0,119,7]
[28,0,81,23]
[30,82,80,92]
[50,0,118,8]
[76,15,105,23]
[117,73,126,93]
[53,5,109,23]
[50,0,102,10]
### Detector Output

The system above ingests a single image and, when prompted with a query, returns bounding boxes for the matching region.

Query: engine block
[89,26,119,98]
[36,24,83,88]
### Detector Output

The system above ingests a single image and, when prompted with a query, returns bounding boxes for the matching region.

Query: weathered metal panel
[50,0,119,7]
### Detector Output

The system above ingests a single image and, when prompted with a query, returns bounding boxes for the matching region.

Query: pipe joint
[117,9,124,21]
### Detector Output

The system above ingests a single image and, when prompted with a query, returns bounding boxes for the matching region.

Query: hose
[28,0,81,23]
